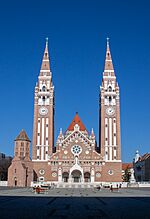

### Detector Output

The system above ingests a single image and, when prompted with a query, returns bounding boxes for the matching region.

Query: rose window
[71,145,82,155]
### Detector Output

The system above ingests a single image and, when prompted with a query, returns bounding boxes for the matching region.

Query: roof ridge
[67,112,87,131]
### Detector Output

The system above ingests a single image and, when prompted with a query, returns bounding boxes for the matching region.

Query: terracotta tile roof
[122,163,133,171]
[67,112,87,131]
[140,153,150,161]
[15,129,31,142]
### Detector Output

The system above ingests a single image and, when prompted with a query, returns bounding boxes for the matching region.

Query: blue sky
[0,0,150,162]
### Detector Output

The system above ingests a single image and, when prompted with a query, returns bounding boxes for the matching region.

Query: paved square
[0,187,150,219]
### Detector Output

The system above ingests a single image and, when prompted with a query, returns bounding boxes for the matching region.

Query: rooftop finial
[46,37,48,46]
[106,37,109,47]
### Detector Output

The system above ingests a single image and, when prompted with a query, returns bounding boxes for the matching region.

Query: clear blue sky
[0,0,150,162]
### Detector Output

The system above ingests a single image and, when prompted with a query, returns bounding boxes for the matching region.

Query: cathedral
[8,39,122,187]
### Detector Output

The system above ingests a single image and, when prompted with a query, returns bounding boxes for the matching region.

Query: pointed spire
[15,129,31,142]
[59,128,63,137]
[91,128,95,138]
[40,38,51,75]
[134,150,140,163]
[103,37,115,76]
[107,37,109,48]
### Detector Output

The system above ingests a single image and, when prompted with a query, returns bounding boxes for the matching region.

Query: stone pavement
[0,187,150,219]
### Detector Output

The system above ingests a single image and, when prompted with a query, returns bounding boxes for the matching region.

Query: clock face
[39,107,48,115]
[106,107,115,116]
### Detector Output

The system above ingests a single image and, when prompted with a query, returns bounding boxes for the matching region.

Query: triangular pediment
[62,127,90,146]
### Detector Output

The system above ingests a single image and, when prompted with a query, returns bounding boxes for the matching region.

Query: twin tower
[31,39,122,183]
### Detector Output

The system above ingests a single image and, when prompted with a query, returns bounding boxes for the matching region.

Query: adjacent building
[8,130,33,187]
[0,153,12,181]
[133,151,150,182]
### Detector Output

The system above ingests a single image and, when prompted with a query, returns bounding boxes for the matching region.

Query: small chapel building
[8,130,33,187]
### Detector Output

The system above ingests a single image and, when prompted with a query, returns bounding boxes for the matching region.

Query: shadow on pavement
[0,196,150,219]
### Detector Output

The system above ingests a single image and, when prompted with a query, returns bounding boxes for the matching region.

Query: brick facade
[32,39,122,185]
[8,130,33,187]
[8,39,122,187]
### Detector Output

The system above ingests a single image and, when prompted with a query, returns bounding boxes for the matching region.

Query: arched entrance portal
[62,172,69,182]
[71,170,82,183]
[84,172,91,182]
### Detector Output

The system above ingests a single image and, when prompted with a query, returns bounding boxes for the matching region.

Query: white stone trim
[114,148,116,157]
[46,118,48,144]
[103,76,116,79]
[32,160,48,162]
[62,129,92,146]
[37,118,40,145]
[40,70,50,72]
[38,76,51,79]
[69,163,84,183]
[104,70,114,73]
[113,119,116,146]
[105,118,108,146]
[41,118,45,160]
[37,149,39,157]
[45,146,48,160]
[105,160,122,162]
[105,59,112,62]
[109,118,112,160]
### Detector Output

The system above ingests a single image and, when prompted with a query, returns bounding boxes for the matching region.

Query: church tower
[99,39,121,161]
[8,130,33,187]
[32,39,54,161]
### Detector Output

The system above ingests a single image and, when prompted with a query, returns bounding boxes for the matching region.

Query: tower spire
[32,38,55,160]
[103,38,115,76]
[40,38,51,75]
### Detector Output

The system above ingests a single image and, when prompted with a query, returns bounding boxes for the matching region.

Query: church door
[84,172,91,182]
[71,170,82,183]
[62,172,69,182]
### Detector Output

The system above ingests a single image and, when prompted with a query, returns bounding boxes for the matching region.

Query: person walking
[110,185,113,192]
[116,184,119,192]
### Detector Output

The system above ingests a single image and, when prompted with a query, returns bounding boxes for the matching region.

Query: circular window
[108,170,114,175]
[96,172,101,178]
[52,172,57,177]
[85,150,89,155]
[39,169,45,175]
[71,145,82,155]
[64,150,68,155]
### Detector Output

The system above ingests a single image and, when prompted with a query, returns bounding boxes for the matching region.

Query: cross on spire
[106,37,109,47]
[46,37,48,48]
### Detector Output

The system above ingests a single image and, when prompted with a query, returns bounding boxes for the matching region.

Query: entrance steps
[56,183,95,188]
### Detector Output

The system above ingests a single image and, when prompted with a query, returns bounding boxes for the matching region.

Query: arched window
[62,172,69,182]
[84,172,91,182]
[42,85,46,92]
[43,96,45,101]
[108,86,112,92]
